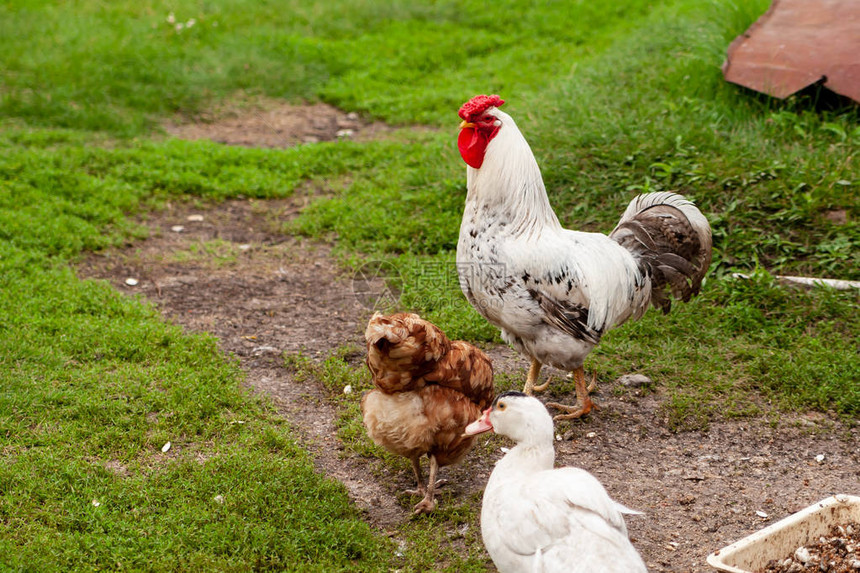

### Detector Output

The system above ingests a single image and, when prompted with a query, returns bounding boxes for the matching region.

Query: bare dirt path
[76,107,859,572]
[163,99,397,148]
[78,197,408,528]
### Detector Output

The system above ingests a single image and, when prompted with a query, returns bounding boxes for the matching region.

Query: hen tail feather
[609,192,712,313]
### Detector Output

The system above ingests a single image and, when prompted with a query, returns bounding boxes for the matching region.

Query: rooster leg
[405,457,426,497]
[522,359,548,394]
[546,367,599,421]
[413,455,439,514]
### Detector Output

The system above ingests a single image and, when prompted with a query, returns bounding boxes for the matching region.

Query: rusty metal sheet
[722,0,860,103]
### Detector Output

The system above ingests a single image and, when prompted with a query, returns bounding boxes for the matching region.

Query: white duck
[464,392,647,573]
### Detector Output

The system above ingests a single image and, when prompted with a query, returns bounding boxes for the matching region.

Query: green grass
[286,347,381,460]
[0,268,391,571]
[1,0,858,569]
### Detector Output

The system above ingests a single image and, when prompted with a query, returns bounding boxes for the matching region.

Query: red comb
[458,95,505,121]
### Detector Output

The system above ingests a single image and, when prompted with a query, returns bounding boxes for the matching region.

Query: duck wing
[485,467,646,573]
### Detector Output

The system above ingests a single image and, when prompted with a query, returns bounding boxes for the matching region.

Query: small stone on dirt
[794,546,812,563]
[125,278,139,286]
[251,346,279,356]
[171,225,185,233]
[187,214,204,222]
[617,373,652,388]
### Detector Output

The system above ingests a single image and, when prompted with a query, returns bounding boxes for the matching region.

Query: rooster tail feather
[609,192,712,313]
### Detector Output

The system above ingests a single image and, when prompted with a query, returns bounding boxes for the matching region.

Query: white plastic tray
[707,494,860,573]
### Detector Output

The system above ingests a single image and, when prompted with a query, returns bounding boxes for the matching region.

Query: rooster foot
[586,371,598,393]
[531,380,550,393]
[523,359,546,395]
[546,397,600,421]
[412,497,437,515]
[567,371,599,393]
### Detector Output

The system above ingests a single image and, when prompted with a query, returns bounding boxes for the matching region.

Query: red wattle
[458,127,488,169]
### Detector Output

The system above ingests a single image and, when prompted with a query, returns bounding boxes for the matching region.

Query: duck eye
[497,402,506,410]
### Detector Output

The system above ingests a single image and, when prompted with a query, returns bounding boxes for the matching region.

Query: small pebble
[756,510,769,518]
[586,432,597,438]
[125,278,139,286]
[170,225,185,233]
[213,495,224,504]
[617,374,652,388]
[815,454,825,464]
[161,441,171,453]
[251,346,279,356]
[187,214,204,222]
[239,244,251,251]
[343,385,353,395]
[91,499,101,507]
[794,546,812,563]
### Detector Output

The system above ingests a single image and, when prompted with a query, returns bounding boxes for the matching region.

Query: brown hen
[361,312,494,514]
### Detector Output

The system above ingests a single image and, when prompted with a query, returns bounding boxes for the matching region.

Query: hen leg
[405,457,425,497]
[546,367,599,420]
[413,455,439,514]
[406,456,447,498]
[522,359,548,394]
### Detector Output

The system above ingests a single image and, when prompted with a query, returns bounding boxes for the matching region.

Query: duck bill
[463,407,493,436]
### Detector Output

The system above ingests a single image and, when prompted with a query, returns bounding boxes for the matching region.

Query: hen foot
[405,479,447,496]
[410,455,442,514]
[413,497,437,514]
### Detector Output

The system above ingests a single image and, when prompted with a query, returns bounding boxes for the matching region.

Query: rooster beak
[459,120,475,130]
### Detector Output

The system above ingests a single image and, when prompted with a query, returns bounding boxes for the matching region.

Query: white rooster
[464,392,648,572]
[456,95,712,420]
